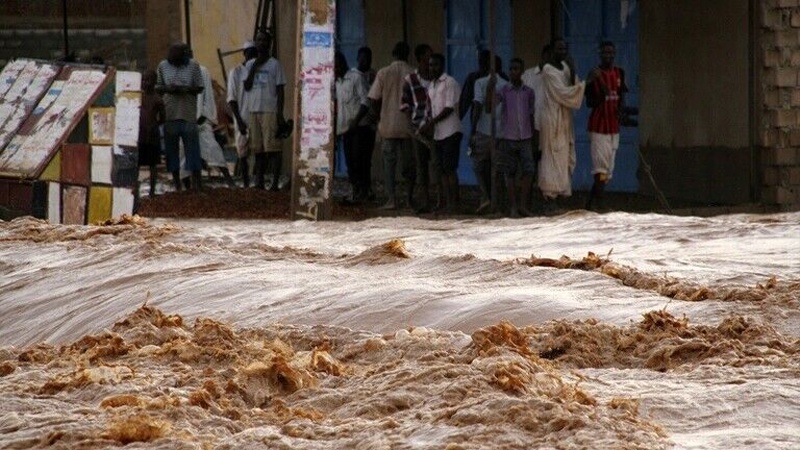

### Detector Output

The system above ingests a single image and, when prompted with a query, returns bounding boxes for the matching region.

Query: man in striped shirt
[585,41,628,211]
[156,42,204,191]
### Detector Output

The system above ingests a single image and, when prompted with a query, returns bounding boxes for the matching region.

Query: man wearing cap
[243,31,287,190]
[227,40,258,187]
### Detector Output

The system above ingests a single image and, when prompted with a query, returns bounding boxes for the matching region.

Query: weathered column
[758,0,800,211]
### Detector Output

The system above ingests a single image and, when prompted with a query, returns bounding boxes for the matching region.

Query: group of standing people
[138,31,288,195]
[334,37,627,216]
[139,32,627,217]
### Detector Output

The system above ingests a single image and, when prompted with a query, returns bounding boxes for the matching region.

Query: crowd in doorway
[333,37,629,216]
[140,31,629,217]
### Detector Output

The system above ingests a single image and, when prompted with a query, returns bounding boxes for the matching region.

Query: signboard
[290,0,336,221]
[0,60,60,152]
[0,61,138,224]
[0,65,112,178]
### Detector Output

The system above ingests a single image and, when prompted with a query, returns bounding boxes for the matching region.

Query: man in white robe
[180,49,236,188]
[537,39,597,205]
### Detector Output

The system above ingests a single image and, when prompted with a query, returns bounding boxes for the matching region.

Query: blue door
[336,0,365,71]
[335,0,366,178]
[563,0,639,192]
[446,0,512,185]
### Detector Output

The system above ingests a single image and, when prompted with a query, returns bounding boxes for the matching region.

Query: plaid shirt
[401,71,430,129]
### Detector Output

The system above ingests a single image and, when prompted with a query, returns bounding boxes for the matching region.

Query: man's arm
[529,91,536,137]
[186,63,204,95]
[458,73,475,120]
[471,78,486,136]
[275,60,288,124]
[154,64,168,94]
[228,101,247,134]
[351,73,371,128]
[276,85,285,122]
[226,69,247,134]
[244,57,266,91]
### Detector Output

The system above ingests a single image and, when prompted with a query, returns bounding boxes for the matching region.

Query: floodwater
[0,211,798,449]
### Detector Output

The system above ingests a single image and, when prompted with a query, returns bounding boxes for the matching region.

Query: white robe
[521,66,545,132]
[181,64,229,175]
[537,63,585,199]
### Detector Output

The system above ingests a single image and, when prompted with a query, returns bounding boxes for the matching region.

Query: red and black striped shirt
[587,67,627,134]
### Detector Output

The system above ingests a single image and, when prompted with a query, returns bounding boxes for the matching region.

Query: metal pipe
[217,48,228,84]
[489,0,498,210]
[748,0,759,203]
[402,0,409,45]
[62,0,69,59]
[184,0,192,48]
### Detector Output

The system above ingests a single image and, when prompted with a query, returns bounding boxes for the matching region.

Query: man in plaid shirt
[401,44,439,213]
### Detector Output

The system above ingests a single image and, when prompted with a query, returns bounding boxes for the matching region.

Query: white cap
[242,40,256,50]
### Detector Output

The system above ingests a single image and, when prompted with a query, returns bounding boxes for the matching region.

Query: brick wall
[759,0,800,211]
[0,0,147,70]
[0,29,146,71]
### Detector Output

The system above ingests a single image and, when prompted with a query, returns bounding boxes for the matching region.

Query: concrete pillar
[758,0,800,211]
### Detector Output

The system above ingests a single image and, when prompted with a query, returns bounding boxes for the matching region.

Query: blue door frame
[445,0,512,185]
[563,0,640,192]
[334,0,366,178]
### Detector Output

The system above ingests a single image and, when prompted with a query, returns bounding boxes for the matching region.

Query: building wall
[145,0,184,72]
[514,0,552,70]
[184,0,260,83]
[758,0,800,211]
[0,0,147,69]
[639,0,753,205]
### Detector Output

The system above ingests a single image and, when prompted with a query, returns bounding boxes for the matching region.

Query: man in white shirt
[243,31,287,190]
[471,56,507,213]
[420,53,462,214]
[334,51,369,202]
[522,44,552,163]
[227,40,258,187]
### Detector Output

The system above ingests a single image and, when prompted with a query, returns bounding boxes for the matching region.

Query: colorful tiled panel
[112,187,135,219]
[61,143,91,186]
[91,146,113,184]
[47,182,61,224]
[62,185,87,225]
[88,186,112,224]
[40,150,61,182]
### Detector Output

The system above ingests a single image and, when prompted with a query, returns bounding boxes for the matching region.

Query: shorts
[436,132,462,173]
[470,132,493,163]
[496,139,535,176]
[590,132,620,179]
[249,112,282,154]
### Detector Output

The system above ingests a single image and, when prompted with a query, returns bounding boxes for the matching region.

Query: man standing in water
[584,41,628,212]
[227,40,258,187]
[243,31,287,190]
[156,43,204,191]
[537,38,595,211]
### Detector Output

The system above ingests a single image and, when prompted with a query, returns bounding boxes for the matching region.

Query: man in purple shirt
[488,58,536,217]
